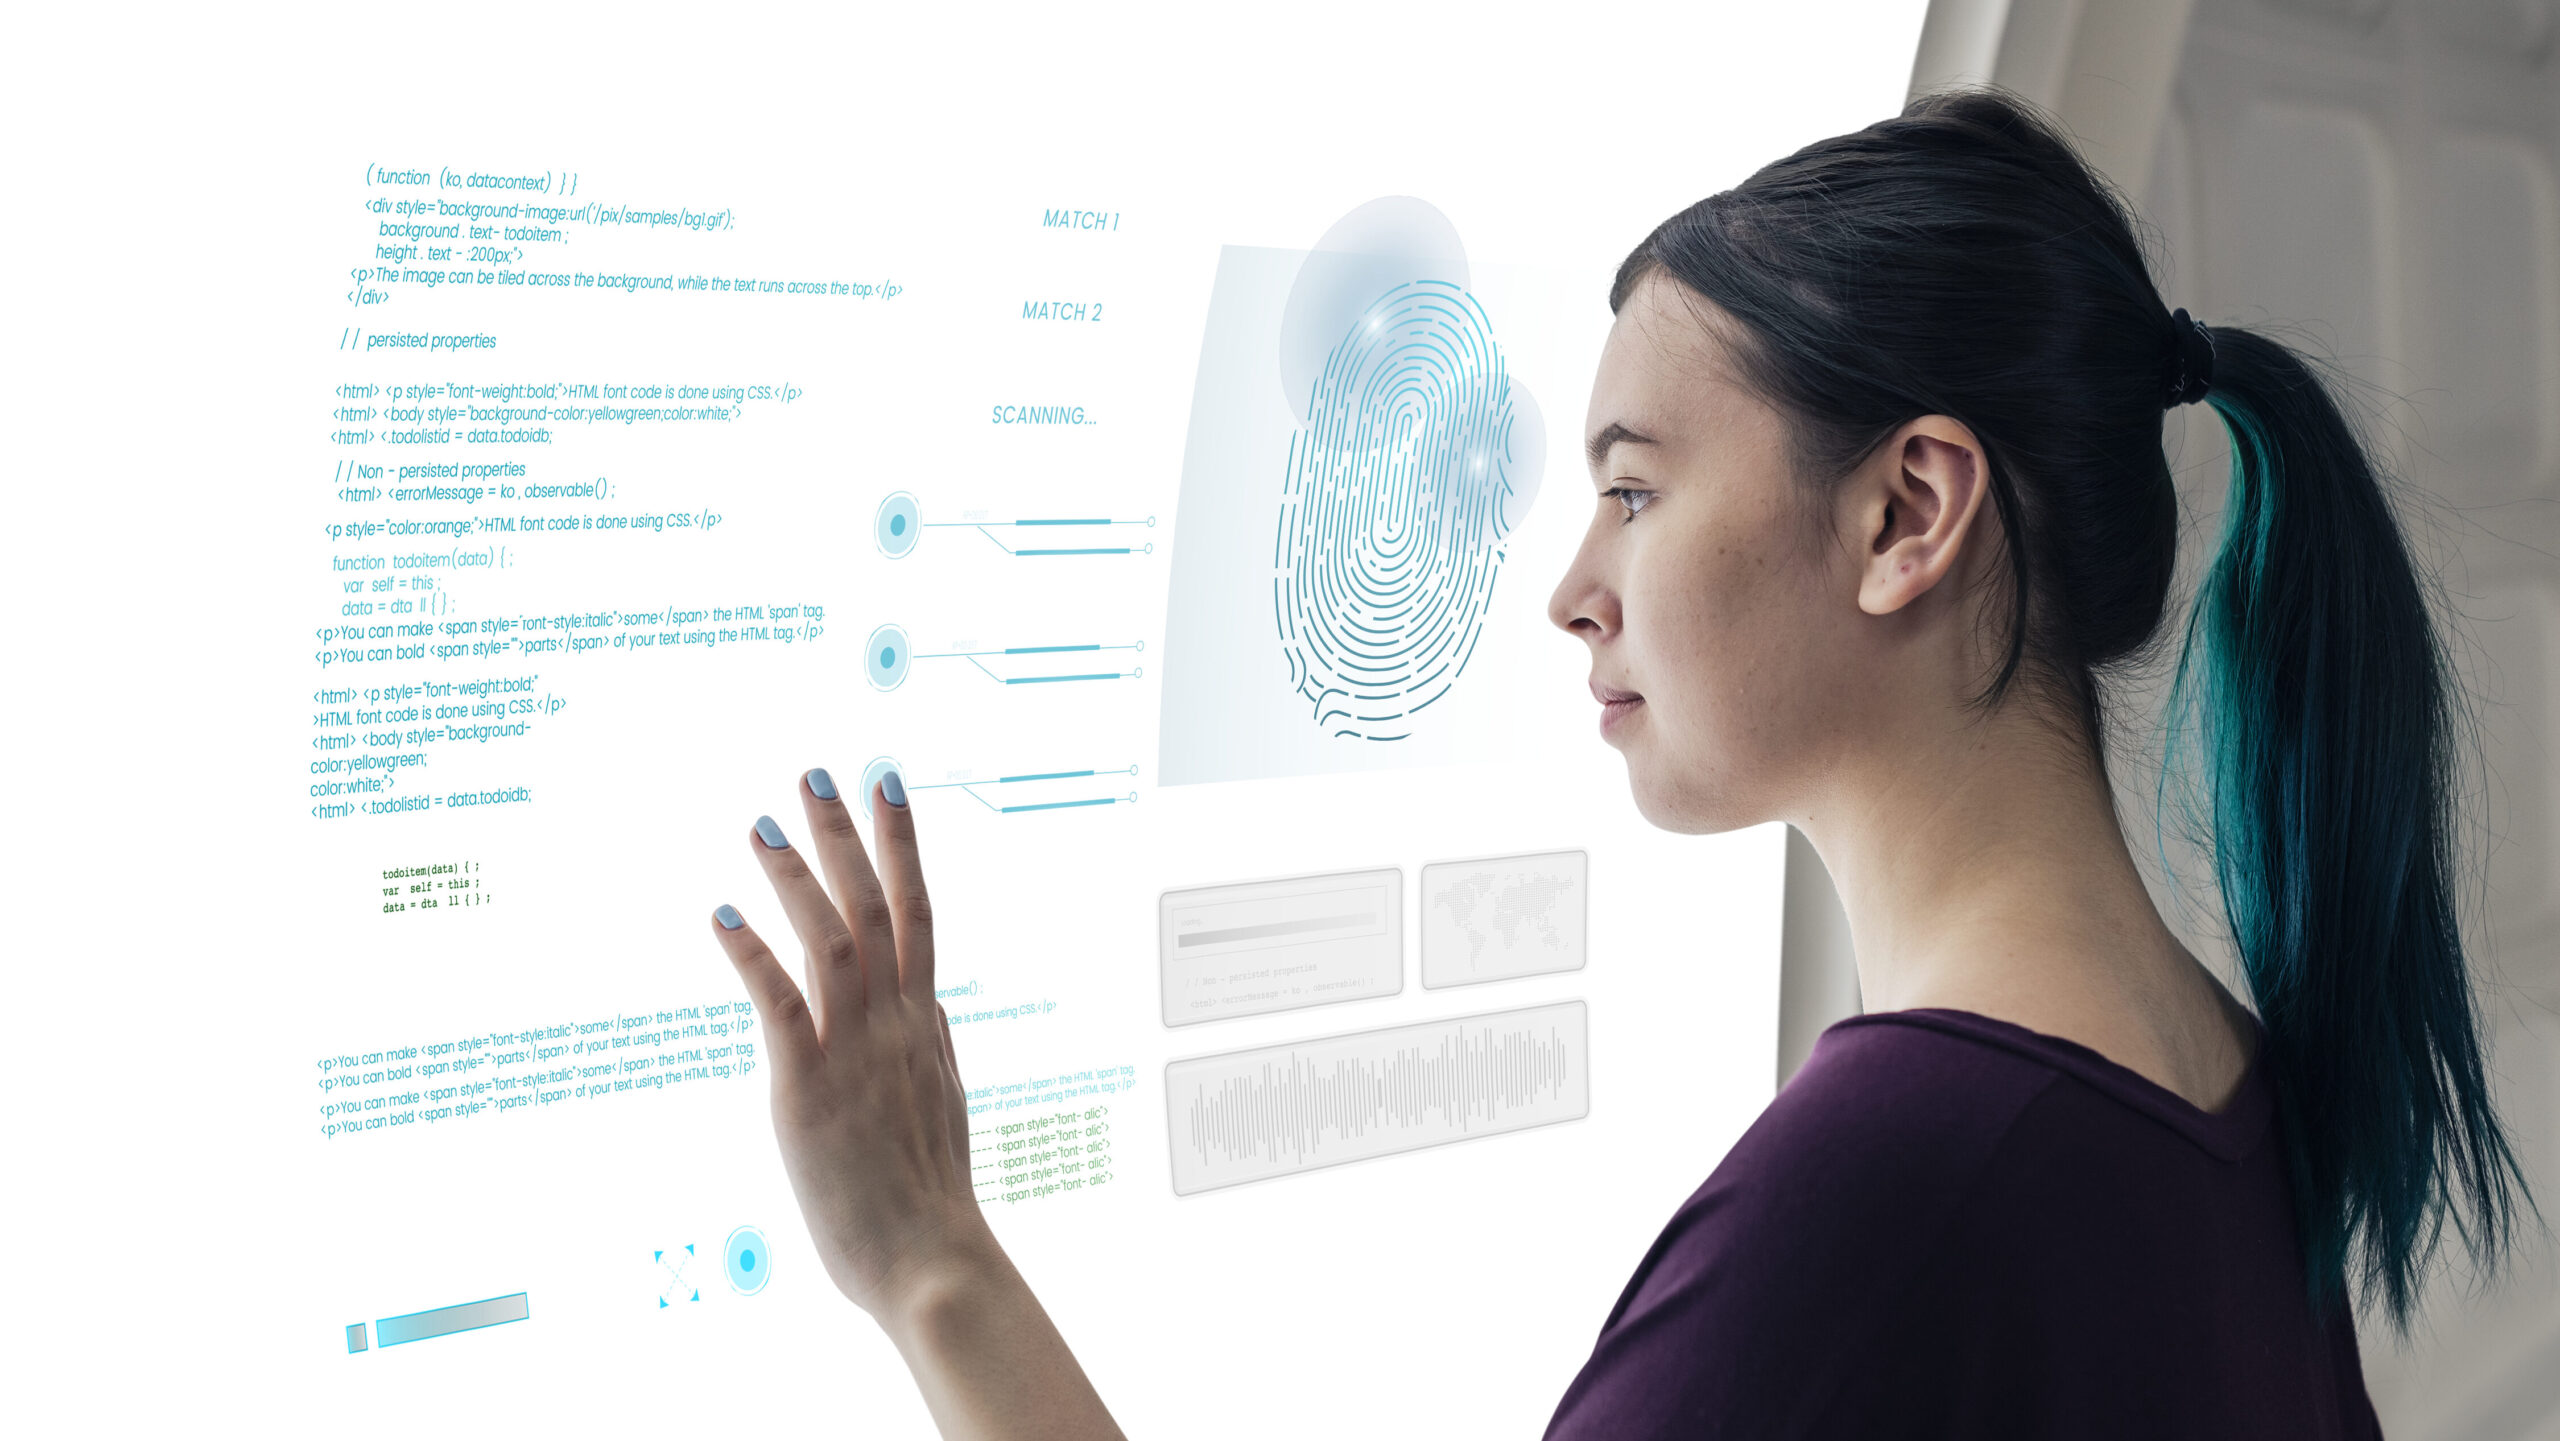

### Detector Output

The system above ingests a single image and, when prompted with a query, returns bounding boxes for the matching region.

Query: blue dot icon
[864,624,911,691]
[874,492,922,558]
[857,755,902,822]
[725,1226,770,1296]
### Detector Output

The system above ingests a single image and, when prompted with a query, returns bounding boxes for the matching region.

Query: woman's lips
[1590,679,1644,737]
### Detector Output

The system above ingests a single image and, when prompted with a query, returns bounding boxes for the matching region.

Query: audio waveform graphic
[1165,1001,1587,1194]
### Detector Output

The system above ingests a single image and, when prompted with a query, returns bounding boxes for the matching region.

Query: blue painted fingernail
[754,815,789,849]
[806,767,838,801]
[881,770,907,807]
[715,904,744,930]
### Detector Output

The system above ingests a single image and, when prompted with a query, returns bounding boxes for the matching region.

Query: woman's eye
[1601,486,1655,521]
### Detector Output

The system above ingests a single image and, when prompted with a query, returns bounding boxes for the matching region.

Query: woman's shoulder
[1594,1010,2078,1335]
[1543,1015,2069,1436]
[1544,1012,2155,1438]
[1646,1009,2076,1290]
[1748,1009,2075,1189]
[1701,1006,2273,1252]
[1543,1007,2299,1439]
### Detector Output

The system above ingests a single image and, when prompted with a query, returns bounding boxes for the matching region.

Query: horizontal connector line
[1017,547,1130,556]
[913,767,1125,791]
[1001,797,1119,813]
[1006,672,1121,685]
[923,517,1142,528]
[917,643,1136,659]
[915,767,1136,816]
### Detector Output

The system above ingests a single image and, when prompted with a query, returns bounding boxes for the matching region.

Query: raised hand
[710,767,985,1321]
[708,768,1123,1441]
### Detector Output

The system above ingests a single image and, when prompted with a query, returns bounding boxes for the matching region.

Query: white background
[3,3,1924,1435]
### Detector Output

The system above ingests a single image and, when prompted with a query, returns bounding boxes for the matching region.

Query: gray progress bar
[1174,912,1374,948]
[375,1292,530,1348]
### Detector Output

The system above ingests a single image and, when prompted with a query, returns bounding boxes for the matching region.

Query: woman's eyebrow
[1585,421,1658,470]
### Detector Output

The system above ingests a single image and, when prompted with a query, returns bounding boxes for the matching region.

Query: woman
[704,90,2528,1437]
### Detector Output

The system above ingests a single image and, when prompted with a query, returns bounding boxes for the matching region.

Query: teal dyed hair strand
[2168,346,2531,1327]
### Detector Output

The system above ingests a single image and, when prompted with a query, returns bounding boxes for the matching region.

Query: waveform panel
[1159,868,1403,1026]
[1421,849,1588,988]
[1164,1000,1587,1194]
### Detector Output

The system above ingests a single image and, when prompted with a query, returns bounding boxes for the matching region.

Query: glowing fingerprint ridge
[1273,279,1526,741]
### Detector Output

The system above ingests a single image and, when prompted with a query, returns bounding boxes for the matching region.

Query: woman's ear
[1841,416,1992,617]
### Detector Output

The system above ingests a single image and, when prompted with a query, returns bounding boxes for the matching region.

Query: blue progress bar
[924,517,1116,527]
[911,766,1134,815]
[922,642,1136,687]
[925,517,1151,557]
[924,517,1139,529]
[375,1292,530,1348]
[1001,797,1119,813]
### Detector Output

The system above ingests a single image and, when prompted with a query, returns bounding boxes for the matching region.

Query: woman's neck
[1796,696,2258,1113]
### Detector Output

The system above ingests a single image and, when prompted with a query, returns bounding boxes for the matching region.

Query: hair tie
[2166,308,2215,407]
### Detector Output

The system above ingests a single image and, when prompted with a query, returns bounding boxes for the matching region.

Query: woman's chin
[1624,760,1750,837]
[1617,767,1720,834]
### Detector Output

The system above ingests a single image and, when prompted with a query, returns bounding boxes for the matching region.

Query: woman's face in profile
[1548,273,1871,835]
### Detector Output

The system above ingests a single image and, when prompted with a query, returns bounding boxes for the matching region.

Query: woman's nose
[1548,538,1621,643]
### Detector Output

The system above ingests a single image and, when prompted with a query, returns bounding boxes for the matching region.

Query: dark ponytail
[1613,87,2529,1324]
[2178,331,2526,1321]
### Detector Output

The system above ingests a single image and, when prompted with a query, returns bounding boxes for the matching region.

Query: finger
[746,814,864,1029]
[797,769,899,1017]
[868,770,937,1002]
[710,904,819,1072]
[937,1003,972,1187]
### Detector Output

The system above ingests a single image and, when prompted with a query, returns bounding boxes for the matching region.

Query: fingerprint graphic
[1274,279,1531,741]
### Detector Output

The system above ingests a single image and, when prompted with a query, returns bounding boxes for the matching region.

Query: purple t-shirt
[1543,1008,2378,1438]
